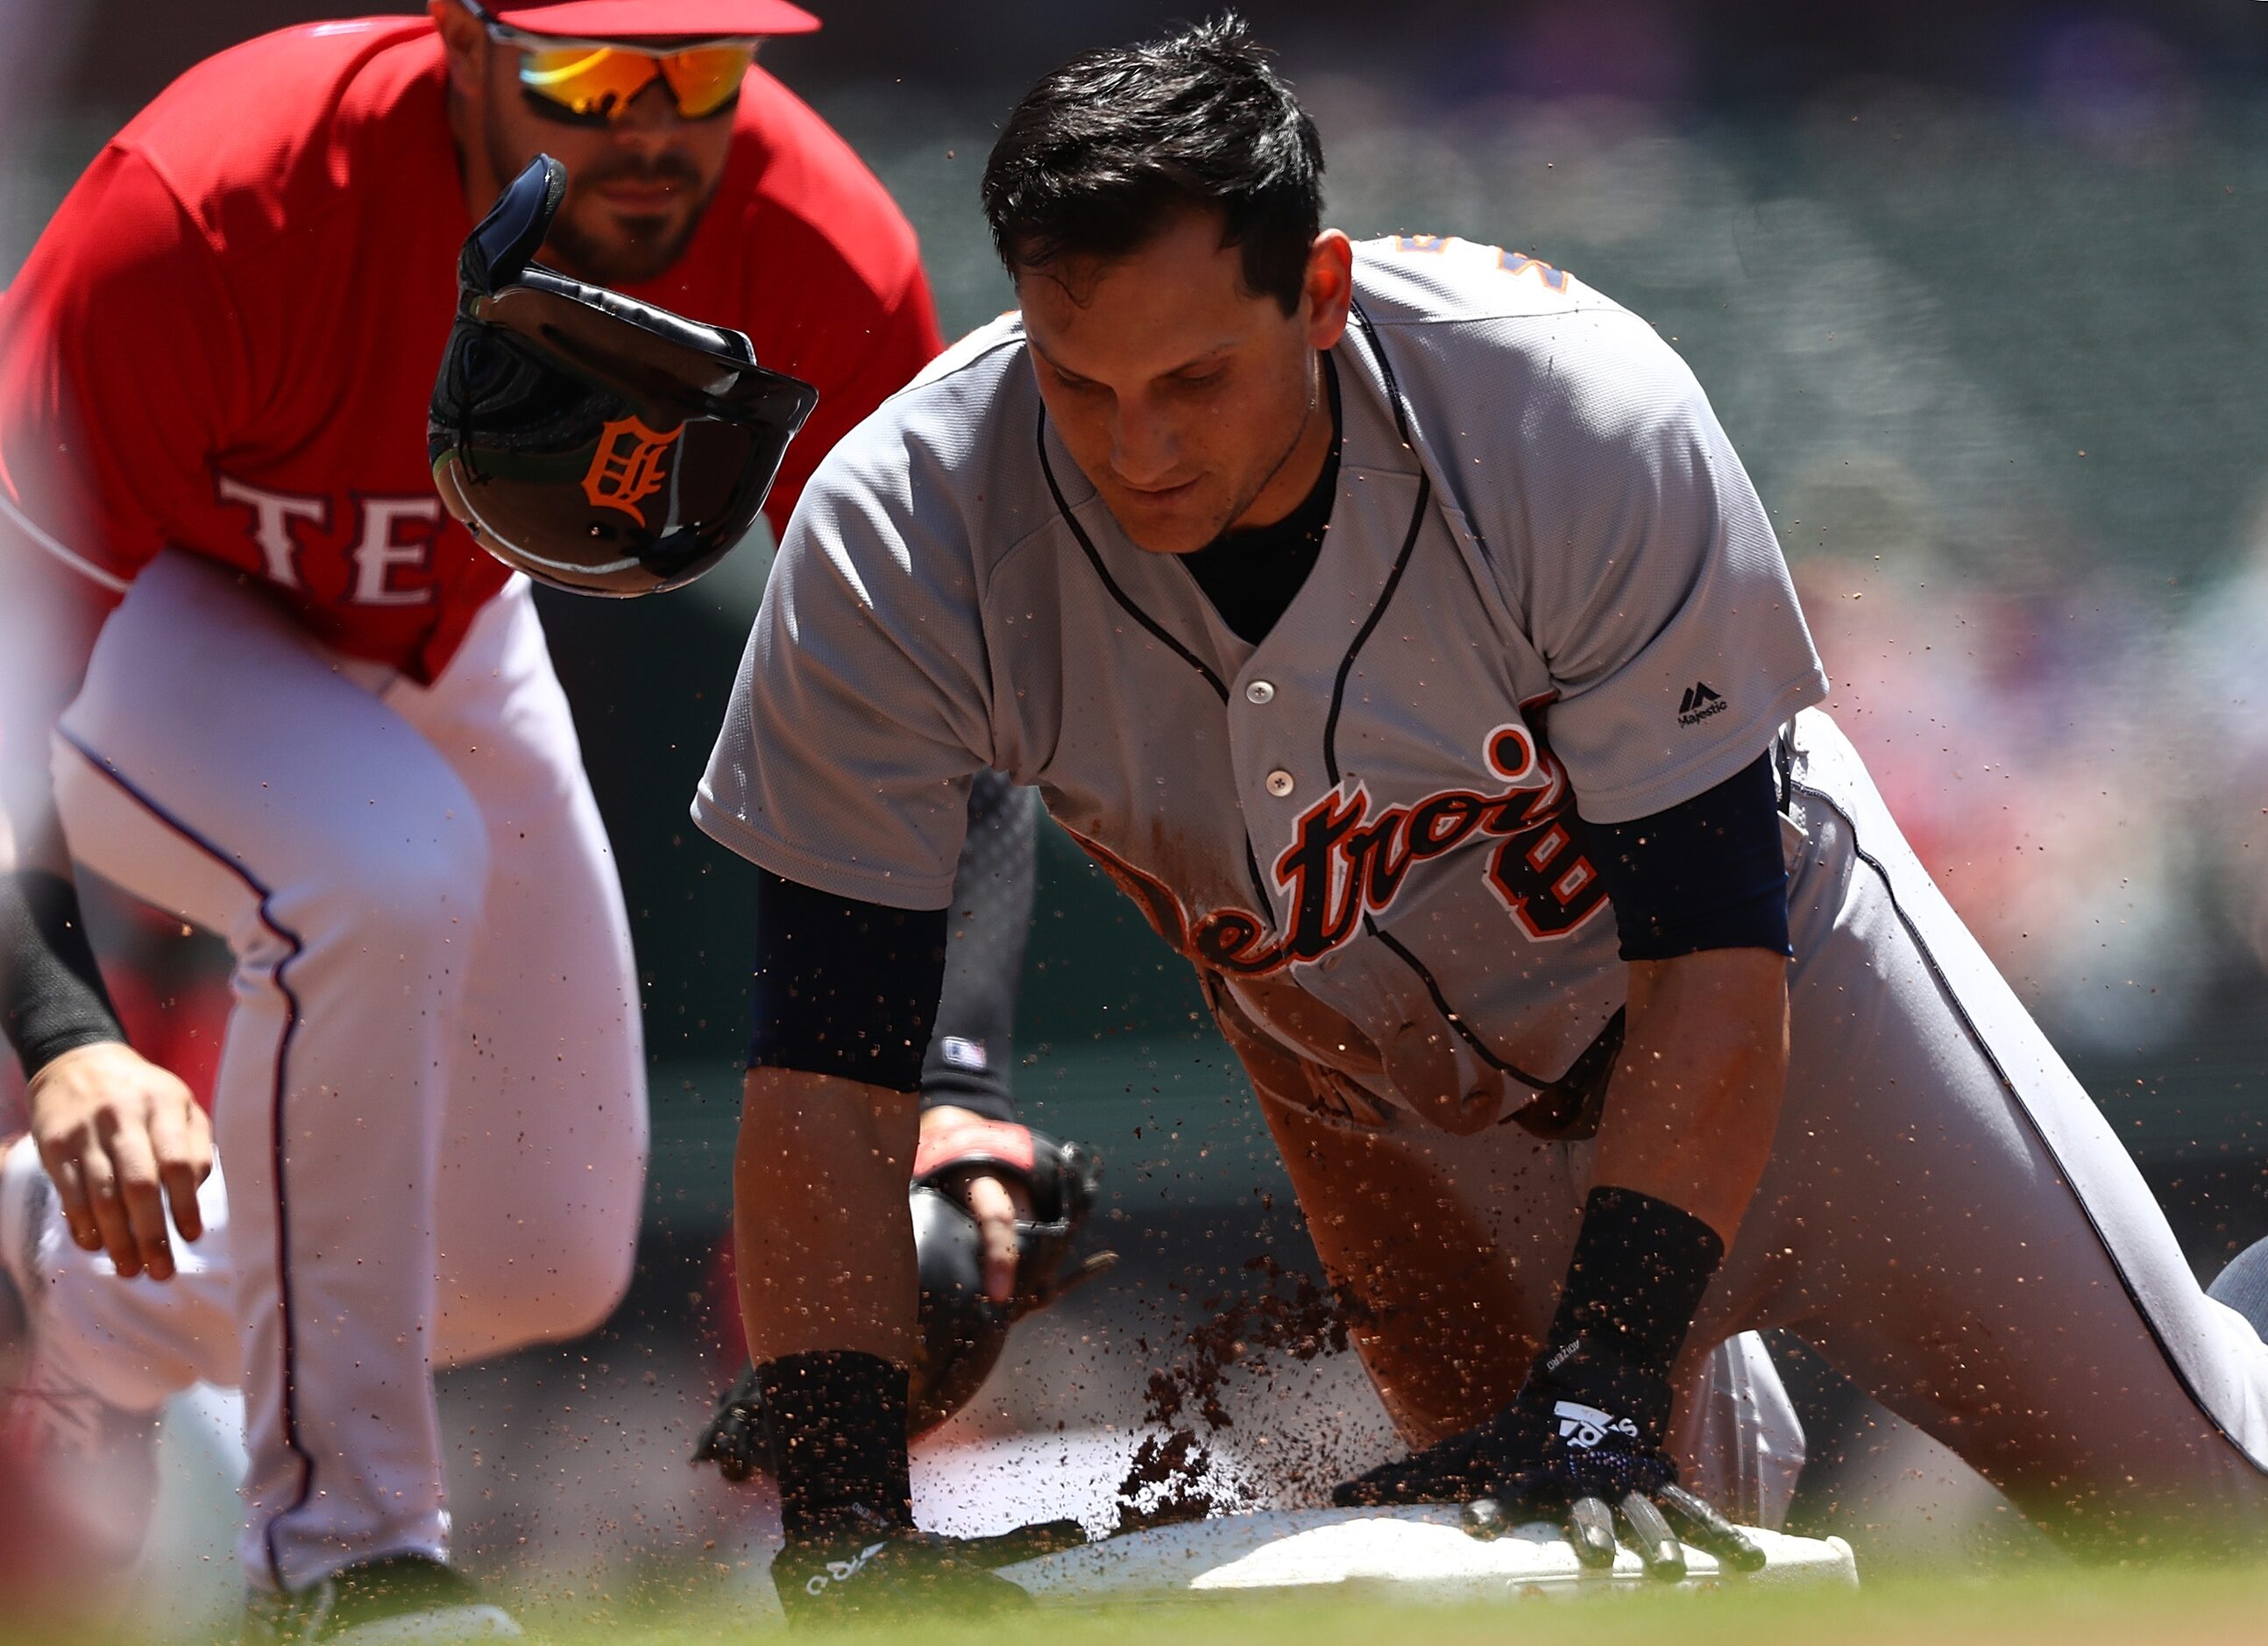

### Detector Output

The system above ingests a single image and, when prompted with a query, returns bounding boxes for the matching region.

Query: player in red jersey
[0,4,989,1635]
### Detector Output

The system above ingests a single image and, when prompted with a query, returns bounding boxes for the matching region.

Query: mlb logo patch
[940,1036,988,1072]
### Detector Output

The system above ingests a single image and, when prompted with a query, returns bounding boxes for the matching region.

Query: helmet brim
[429,156,817,597]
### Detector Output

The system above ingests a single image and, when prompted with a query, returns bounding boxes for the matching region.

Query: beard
[484,113,713,287]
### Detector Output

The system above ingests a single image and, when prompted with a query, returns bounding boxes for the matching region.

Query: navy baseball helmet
[428,154,818,596]
[909,1186,1015,1431]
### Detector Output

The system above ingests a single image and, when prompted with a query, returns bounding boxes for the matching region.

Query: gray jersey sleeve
[1485,309,1827,824]
[693,425,994,910]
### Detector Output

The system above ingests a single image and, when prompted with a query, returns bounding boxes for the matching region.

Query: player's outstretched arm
[1,553,212,1281]
[1337,756,1793,1575]
[1336,951,1786,1575]
[735,1068,1084,1621]
[1594,947,1789,1255]
[730,873,1084,1623]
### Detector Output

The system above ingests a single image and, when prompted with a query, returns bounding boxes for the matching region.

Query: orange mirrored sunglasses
[464,2,755,123]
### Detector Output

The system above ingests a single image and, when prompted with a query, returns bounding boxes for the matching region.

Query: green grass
[483,1563,2268,1646]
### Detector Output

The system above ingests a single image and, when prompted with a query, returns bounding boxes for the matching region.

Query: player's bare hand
[25,1040,211,1281]
[957,1170,1030,1304]
[918,1106,1032,1304]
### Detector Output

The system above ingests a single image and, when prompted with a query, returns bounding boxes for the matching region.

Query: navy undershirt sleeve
[748,869,949,1094]
[1579,750,1791,962]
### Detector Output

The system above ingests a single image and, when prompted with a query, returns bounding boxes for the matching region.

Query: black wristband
[756,1350,915,1541]
[1541,1185,1726,1378]
[0,869,124,1078]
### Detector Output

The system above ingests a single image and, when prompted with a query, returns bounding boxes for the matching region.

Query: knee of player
[347,808,493,950]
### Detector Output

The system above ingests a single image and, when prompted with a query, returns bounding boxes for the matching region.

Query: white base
[996,1506,1858,1605]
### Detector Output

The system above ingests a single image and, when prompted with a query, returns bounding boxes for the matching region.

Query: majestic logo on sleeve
[582,415,681,519]
[1677,682,1726,727]
[1190,724,1608,976]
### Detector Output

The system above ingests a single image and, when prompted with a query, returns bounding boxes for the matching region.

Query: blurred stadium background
[7,0,2268,1630]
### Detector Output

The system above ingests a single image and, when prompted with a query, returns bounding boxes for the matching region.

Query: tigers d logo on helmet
[582,415,682,520]
[429,155,818,598]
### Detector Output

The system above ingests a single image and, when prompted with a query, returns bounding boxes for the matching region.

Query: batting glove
[1333,1343,1766,1580]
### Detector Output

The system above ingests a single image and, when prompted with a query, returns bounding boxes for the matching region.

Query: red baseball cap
[484,1,820,39]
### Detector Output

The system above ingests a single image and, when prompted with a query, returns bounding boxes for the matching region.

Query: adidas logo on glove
[1553,1399,1641,1451]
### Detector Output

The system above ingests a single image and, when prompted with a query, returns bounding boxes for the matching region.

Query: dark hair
[981,14,1324,315]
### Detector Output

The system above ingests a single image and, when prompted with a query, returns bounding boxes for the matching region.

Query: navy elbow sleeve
[1582,751,1791,962]
[748,870,949,1093]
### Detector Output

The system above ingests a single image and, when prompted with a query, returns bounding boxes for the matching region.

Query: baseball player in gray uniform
[664,17,2268,1620]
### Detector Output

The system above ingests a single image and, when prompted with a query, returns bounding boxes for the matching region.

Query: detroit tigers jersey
[0,16,939,683]
[696,235,1827,1110]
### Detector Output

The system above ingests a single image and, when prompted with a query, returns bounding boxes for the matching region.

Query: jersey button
[1265,769,1296,798]
[1245,680,1276,705]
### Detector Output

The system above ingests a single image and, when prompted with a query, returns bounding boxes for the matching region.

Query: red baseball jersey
[0,17,942,682]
